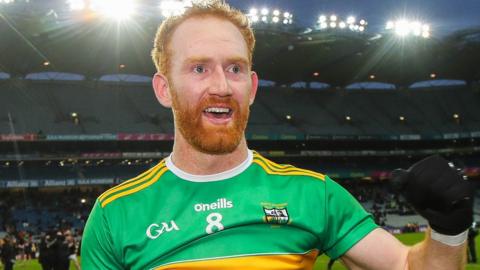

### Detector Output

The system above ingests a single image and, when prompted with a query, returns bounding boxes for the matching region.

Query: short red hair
[151,0,255,76]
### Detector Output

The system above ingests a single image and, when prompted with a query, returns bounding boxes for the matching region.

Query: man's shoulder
[250,151,327,183]
[97,159,169,209]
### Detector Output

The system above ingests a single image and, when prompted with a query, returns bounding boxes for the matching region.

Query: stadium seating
[1,80,479,136]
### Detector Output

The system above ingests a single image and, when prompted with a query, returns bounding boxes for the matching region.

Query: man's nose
[208,66,231,96]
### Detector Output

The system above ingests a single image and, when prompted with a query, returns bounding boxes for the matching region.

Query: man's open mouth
[203,107,233,119]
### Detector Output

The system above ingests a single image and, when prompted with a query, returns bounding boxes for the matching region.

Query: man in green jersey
[82,1,472,269]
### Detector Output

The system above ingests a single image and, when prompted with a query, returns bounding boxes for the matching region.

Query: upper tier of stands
[1,80,479,136]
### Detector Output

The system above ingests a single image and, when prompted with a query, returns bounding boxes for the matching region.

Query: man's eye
[193,65,205,73]
[228,65,241,74]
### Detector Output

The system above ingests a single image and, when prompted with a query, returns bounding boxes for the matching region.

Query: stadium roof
[0,1,479,87]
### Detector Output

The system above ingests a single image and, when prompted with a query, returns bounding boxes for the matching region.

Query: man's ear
[152,73,172,108]
[249,71,259,106]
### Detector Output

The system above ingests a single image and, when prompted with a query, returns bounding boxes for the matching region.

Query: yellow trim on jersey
[253,160,325,180]
[101,166,169,208]
[153,250,319,270]
[98,160,165,202]
[255,155,293,170]
[253,154,325,181]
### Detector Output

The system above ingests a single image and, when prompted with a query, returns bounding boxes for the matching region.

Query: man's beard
[170,89,249,155]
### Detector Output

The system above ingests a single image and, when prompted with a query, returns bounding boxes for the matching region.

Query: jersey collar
[165,150,253,182]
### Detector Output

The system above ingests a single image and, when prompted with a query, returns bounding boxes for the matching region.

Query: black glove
[390,155,473,235]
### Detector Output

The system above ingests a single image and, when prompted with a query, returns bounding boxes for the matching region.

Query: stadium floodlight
[261,16,267,22]
[272,16,279,23]
[386,21,394,30]
[91,0,136,20]
[67,0,85,10]
[359,26,365,32]
[318,15,327,23]
[359,19,366,25]
[394,20,410,36]
[273,9,280,16]
[261,8,269,15]
[160,0,191,18]
[330,22,337,28]
[284,12,290,18]
[330,15,337,21]
[0,0,14,4]
[347,16,355,24]
[251,15,259,22]
[422,24,431,38]
[283,19,288,24]
[339,21,346,29]
[411,21,421,36]
[249,8,257,15]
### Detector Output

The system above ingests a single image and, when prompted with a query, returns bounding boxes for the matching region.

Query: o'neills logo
[194,198,233,212]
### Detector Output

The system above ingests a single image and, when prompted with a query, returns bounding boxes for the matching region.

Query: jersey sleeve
[81,199,124,269]
[322,176,378,259]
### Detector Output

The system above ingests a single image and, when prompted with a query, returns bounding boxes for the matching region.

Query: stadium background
[0,0,479,269]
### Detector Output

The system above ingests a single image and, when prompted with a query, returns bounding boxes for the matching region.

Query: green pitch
[311,232,480,270]
[4,233,480,270]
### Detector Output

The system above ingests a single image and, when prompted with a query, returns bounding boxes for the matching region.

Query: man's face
[165,16,257,154]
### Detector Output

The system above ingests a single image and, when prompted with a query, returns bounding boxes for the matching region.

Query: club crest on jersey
[261,202,290,225]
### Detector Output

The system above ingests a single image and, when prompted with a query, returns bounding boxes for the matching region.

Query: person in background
[38,232,56,270]
[0,236,15,270]
[468,222,478,263]
[65,230,81,270]
[54,231,70,270]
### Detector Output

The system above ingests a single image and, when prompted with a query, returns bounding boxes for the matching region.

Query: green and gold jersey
[81,150,377,270]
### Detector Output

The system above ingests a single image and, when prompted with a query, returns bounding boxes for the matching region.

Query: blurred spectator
[54,231,70,270]
[1,236,16,270]
[39,231,56,270]
[65,230,81,270]
[468,222,478,263]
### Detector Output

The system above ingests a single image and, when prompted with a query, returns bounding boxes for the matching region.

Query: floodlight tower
[315,14,367,32]
[247,6,293,26]
[385,18,431,38]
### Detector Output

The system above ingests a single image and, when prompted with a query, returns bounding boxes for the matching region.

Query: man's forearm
[407,229,466,270]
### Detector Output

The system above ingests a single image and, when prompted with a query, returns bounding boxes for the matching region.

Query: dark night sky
[228,0,480,35]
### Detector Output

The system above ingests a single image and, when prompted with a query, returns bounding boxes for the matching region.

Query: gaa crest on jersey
[261,202,290,225]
